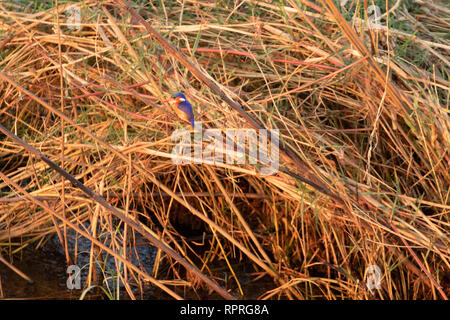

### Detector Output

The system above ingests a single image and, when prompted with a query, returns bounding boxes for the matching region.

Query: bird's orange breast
[172,104,190,122]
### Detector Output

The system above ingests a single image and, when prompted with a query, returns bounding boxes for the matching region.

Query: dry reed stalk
[0,0,448,300]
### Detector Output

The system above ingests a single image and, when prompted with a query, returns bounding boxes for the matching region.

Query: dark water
[0,229,158,299]
[0,212,275,299]
[0,237,77,299]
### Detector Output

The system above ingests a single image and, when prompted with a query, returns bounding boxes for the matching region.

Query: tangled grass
[0,0,448,299]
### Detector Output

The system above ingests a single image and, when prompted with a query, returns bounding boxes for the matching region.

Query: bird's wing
[178,102,194,120]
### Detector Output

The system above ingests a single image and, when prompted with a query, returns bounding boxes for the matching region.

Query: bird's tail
[190,118,195,128]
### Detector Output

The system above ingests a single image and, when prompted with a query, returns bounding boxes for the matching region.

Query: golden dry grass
[0,0,448,299]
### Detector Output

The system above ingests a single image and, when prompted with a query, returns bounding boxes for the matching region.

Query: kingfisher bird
[165,92,195,127]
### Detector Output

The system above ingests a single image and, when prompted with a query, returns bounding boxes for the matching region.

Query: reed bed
[0,0,448,299]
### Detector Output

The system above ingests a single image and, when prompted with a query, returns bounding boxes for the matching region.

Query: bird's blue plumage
[172,92,186,99]
[171,92,194,127]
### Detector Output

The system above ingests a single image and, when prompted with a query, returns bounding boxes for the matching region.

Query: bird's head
[165,92,187,106]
